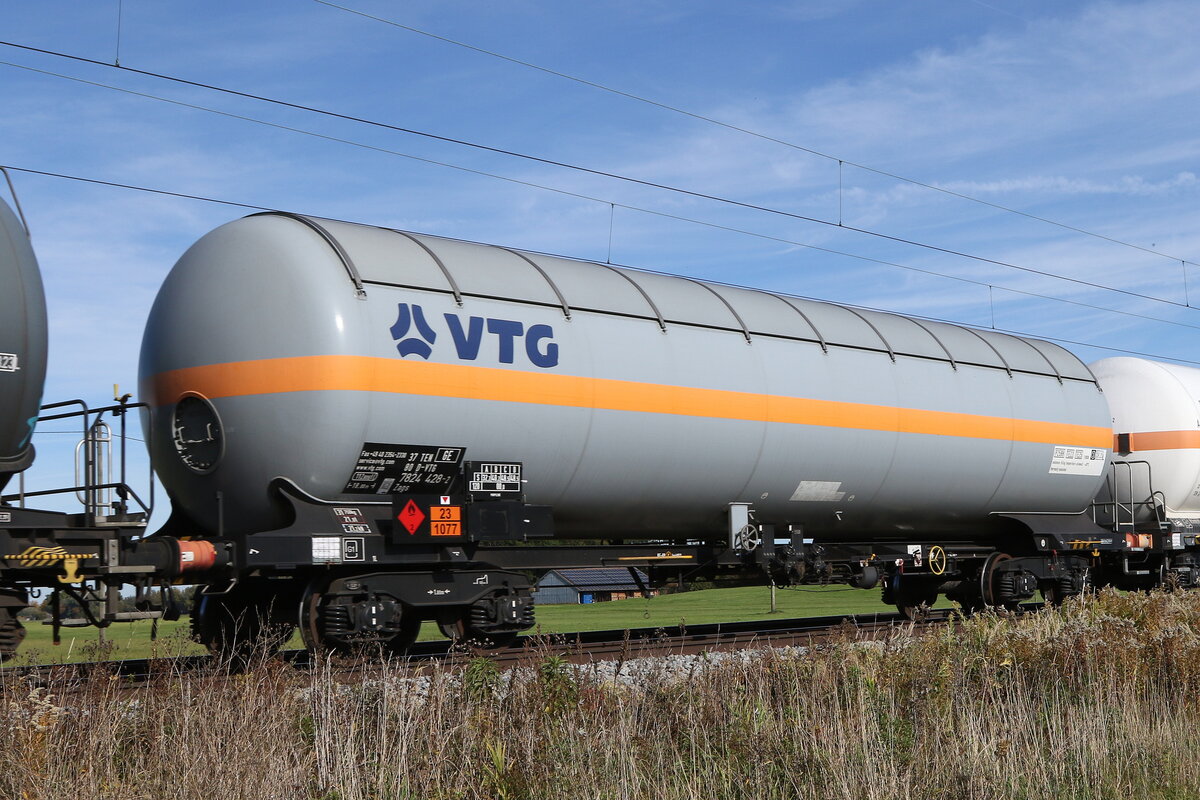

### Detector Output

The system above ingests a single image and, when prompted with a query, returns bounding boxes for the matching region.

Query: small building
[533,568,655,604]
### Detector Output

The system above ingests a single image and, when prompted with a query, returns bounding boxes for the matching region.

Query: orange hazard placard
[431,505,462,536]
[431,521,462,537]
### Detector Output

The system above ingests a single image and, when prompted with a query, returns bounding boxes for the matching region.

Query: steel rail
[1,607,996,686]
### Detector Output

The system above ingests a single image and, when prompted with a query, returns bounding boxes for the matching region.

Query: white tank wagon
[139,212,1113,541]
[1092,357,1200,529]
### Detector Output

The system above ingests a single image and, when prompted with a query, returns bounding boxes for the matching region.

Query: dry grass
[4,588,1200,799]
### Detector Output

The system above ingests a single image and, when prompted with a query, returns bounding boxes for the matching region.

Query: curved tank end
[139,214,369,534]
[0,198,48,493]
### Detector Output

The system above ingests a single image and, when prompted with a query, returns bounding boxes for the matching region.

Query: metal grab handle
[74,420,112,514]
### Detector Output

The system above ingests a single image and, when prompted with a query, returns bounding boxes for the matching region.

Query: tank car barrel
[139,214,1113,541]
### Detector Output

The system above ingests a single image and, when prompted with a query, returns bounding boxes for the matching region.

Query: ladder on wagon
[1091,459,1167,534]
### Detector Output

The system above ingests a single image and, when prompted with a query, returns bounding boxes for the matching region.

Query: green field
[5,583,926,666]
[529,581,930,630]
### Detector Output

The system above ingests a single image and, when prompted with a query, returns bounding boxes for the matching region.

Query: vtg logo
[390,303,559,368]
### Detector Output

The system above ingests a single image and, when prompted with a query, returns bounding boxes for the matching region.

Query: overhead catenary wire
[6,58,1200,334]
[5,163,1200,369]
[3,165,274,214]
[7,52,1200,340]
[313,0,1192,270]
[0,43,1194,314]
[631,202,1200,333]
[3,56,1196,330]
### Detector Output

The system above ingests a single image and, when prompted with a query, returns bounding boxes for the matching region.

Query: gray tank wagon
[140,213,1113,542]
[0,197,47,493]
[133,212,1130,647]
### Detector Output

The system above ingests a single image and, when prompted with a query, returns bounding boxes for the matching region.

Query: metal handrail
[7,482,153,511]
[1091,459,1164,532]
[0,396,154,524]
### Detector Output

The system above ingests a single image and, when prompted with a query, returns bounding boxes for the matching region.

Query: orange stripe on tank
[150,355,1113,448]
[1118,430,1200,451]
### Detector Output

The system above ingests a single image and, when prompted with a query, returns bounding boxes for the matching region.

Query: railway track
[1,608,962,686]
[481,608,942,667]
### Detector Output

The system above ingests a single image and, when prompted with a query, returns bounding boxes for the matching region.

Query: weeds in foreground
[4,589,1200,799]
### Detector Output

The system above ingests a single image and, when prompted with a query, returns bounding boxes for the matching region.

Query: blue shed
[532,568,654,605]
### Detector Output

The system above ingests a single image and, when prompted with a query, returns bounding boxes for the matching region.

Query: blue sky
[3,0,1198,512]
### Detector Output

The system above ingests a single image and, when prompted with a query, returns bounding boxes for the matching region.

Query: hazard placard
[396,499,426,535]
[430,504,462,536]
[431,505,461,522]
[390,494,468,540]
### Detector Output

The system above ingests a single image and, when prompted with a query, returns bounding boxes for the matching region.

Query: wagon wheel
[896,599,933,622]
[895,593,939,621]
[299,579,422,657]
[1042,581,1067,607]
[979,552,1020,610]
[0,607,26,663]
[1043,567,1092,606]
[382,615,424,655]
[437,610,518,650]
[298,580,336,654]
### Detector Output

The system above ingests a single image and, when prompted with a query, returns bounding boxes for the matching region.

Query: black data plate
[342,443,464,494]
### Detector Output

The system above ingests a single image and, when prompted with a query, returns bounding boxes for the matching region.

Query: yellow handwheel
[928,546,947,576]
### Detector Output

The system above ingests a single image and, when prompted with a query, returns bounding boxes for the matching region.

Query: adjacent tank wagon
[1093,357,1200,527]
[0,198,47,493]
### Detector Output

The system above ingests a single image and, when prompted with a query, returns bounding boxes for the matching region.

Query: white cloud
[790,1,1200,164]
[589,0,1200,204]
[937,172,1199,198]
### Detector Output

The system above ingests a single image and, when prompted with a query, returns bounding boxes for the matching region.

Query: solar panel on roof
[551,568,648,590]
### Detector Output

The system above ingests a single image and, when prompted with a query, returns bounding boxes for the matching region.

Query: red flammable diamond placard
[397,499,426,535]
